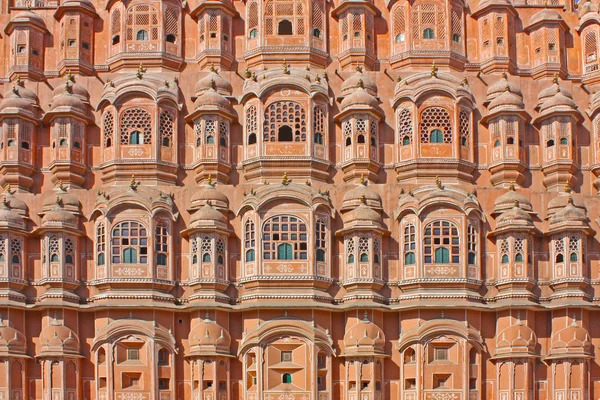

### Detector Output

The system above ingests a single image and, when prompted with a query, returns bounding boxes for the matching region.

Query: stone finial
[55,195,62,206]
[360,194,366,205]
[556,86,561,93]
[210,62,216,73]
[513,200,519,208]
[209,79,216,91]
[283,58,290,74]
[462,77,468,86]
[129,175,138,190]
[11,85,18,95]
[431,61,437,77]
[5,184,12,195]
[2,197,9,208]
[355,65,363,73]
[360,174,365,185]
[363,309,369,321]
[136,63,145,79]
[305,179,311,186]
[567,194,574,205]
[244,66,252,79]
[305,74,311,82]
[252,71,257,82]
[564,181,571,193]
[207,175,213,186]
[501,71,508,79]
[509,182,515,191]
[505,85,510,92]
[357,79,364,89]
[323,72,328,82]
[435,176,442,189]
[281,172,290,186]
[15,75,22,86]
[66,70,74,82]
[58,180,64,191]
[552,73,559,84]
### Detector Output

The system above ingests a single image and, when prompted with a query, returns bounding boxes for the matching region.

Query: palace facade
[0,0,599,399]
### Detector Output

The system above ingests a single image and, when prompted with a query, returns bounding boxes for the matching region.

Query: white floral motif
[114,267,144,276]
[277,265,294,273]
[426,393,460,400]
[426,266,456,275]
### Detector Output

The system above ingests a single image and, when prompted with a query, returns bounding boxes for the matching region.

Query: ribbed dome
[188,315,232,356]
[40,321,80,356]
[41,205,79,229]
[0,93,34,113]
[194,87,234,113]
[539,90,578,114]
[190,183,229,211]
[496,321,537,356]
[538,78,572,105]
[550,199,589,225]
[0,318,27,356]
[342,182,382,211]
[548,191,586,217]
[343,203,382,224]
[496,202,534,230]
[42,186,81,215]
[195,70,233,97]
[0,202,25,230]
[50,92,87,113]
[488,89,524,111]
[4,82,38,106]
[12,11,45,26]
[343,318,385,356]
[0,192,28,218]
[529,9,564,27]
[494,185,533,214]
[59,0,94,7]
[550,321,593,356]
[341,67,377,97]
[487,73,522,100]
[52,80,90,104]
[340,86,379,110]
[190,203,227,225]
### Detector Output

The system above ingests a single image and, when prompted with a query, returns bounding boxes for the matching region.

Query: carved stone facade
[0,0,600,400]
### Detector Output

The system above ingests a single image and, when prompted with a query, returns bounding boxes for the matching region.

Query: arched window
[453,34,461,43]
[314,132,323,145]
[404,348,416,363]
[423,28,435,39]
[560,137,568,145]
[112,35,120,45]
[248,133,257,145]
[21,142,29,150]
[203,253,212,263]
[395,33,405,42]
[158,348,169,365]
[97,223,106,266]
[420,107,452,143]
[494,140,501,147]
[112,222,148,264]
[467,225,477,265]
[120,108,152,145]
[51,254,59,262]
[346,137,352,146]
[103,111,114,148]
[278,20,293,35]
[404,224,416,264]
[245,219,256,261]
[136,30,149,41]
[403,136,411,146]
[263,101,307,142]
[547,139,555,147]
[263,216,308,260]
[74,141,81,149]
[206,135,215,144]
[357,135,366,144]
[348,254,355,263]
[313,28,321,38]
[166,34,176,43]
[515,253,524,262]
[129,131,141,145]
[249,28,258,39]
[192,254,198,264]
[405,252,415,265]
[360,253,369,262]
[59,139,67,147]
[66,254,74,264]
[246,249,255,262]
[555,254,564,263]
[11,255,19,264]
[219,137,227,147]
[159,110,174,148]
[283,373,292,384]
[570,252,578,262]
[157,254,167,266]
[315,218,327,262]
[424,220,459,264]
[501,254,509,263]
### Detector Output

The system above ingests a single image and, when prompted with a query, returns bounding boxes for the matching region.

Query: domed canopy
[0,201,26,231]
[340,67,377,98]
[40,203,80,232]
[55,0,98,19]
[194,67,233,98]
[189,182,229,211]
[191,203,227,225]
[341,180,382,212]
[494,201,536,233]
[39,320,81,357]
[42,185,81,215]
[547,189,587,219]
[537,76,572,107]
[526,9,566,31]
[495,320,537,358]
[488,88,525,111]
[0,92,34,114]
[0,190,28,219]
[187,315,232,357]
[0,317,27,357]
[342,318,386,357]
[486,73,522,102]
[549,321,593,359]
[343,203,382,225]
[549,197,593,234]
[493,184,533,216]
[538,89,579,117]
[52,77,91,105]
[340,85,380,112]
[4,11,48,35]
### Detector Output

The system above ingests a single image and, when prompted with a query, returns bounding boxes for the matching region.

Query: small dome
[40,321,80,356]
[194,87,234,113]
[190,183,229,211]
[539,90,578,114]
[342,182,382,211]
[538,78,572,105]
[550,321,593,357]
[343,203,382,225]
[0,202,25,230]
[488,89,524,111]
[0,191,28,218]
[195,69,233,97]
[188,315,231,356]
[548,191,586,217]
[50,92,87,113]
[52,79,90,104]
[496,321,537,356]
[494,185,533,215]
[42,186,81,215]
[341,67,377,97]
[496,202,534,230]
[3,82,38,107]
[0,318,27,356]
[190,203,227,225]
[41,205,79,230]
[343,318,385,356]
[340,86,379,111]
[549,198,590,229]
[59,0,94,7]
[487,73,522,100]
[12,11,46,27]
[0,93,33,114]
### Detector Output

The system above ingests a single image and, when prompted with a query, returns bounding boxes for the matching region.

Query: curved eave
[0,109,39,124]
[334,106,383,122]
[54,4,99,20]
[97,83,179,111]
[236,190,333,217]
[533,109,583,125]
[480,108,529,125]
[190,0,238,18]
[341,350,389,358]
[185,106,236,123]
[471,0,517,18]
[524,18,568,33]
[575,13,600,33]
[488,225,540,237]
[42,108,94,125]
[36,351,84,358]
[543,352,594,362]
[0,225,28,234]
[240,79,329,104]
[181,224,232,237]
[490,352,538,360]
[546,223,594,236]
[185,350,235,358]
[31,225,84,237]
[0,351,30,358]
[332,0,381,17]
[336,224,390,236]
[90,202,178,222]
[4,19,48,35]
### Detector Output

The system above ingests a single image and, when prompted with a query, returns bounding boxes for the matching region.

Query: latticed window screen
[111,221,148,264]
[313,105,326,144]
[65,237,75,264]
[412,3,445,40]
[159,110,174,147]
[10,237,22,264]
[126,4,159,41]
[494,14,505,42]
[358,236,369,262]
[262,216,308,260]
[164,6,179,40]
[398,108,413,145]
[264,0,305,36]
[345,237,355,263]
[393,5,406,43]
[49,236,60,262]
[155,224,168,266]
[96,223,106,266]
[111,9,121,36]
[120,108,152,145]
[467,225,477,264]
[263,101,307,142]
[404,223,416,264]
[451,8,462,43]
[585,29,599,72]
[244,219,256,262]
[424,220,459,264]
[248,1,259,33]
[420,107,452,143]
[311,0,324,38]
[315,218,327,262]
[459,110,470,146]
